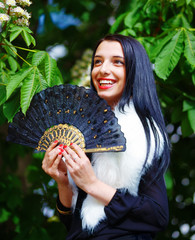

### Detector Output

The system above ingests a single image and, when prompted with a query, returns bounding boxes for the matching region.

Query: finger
[70,143,86,159]
[47,153,62,177]
[43,146,62,169]
[62,156,66,163]
[46,140,59,153]
[52,152,62,171]
[64,145,80,162]
[42,150,59,173]
[62,150,77,169]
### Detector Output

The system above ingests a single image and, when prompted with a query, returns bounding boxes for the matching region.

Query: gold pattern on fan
[36,124,85,151]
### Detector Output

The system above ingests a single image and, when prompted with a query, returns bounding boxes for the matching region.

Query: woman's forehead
[95,40,124,57]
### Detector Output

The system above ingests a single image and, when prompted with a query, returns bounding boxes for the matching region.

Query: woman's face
[91,40,126,108]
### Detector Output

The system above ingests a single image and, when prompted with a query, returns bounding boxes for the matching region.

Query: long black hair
[90,34,170,179]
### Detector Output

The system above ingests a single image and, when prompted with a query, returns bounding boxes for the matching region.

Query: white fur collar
[76,102,164,231]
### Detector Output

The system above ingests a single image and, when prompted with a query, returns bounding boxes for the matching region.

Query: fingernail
[59,144,63,147]
[58,152,62,155]
[54,140,58,143]
[70,143,73,146]
[63,145,67,149]
[60,149,64,152]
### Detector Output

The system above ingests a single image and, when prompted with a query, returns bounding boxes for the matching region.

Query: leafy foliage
[111,0,195,138]
[0,0,194,239]
[0,2,63,123]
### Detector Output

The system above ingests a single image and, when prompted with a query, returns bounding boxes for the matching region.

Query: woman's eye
[114,60,124,65]
[94,59,102,65]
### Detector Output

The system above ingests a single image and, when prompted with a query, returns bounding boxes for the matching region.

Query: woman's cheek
[92,73,98,89]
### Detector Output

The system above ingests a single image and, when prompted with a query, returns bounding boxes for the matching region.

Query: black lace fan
[7,84,126,153]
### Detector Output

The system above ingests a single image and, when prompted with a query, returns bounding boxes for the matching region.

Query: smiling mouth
[98,79,116,87]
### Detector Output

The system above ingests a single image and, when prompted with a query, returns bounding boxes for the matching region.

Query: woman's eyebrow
[94,55,124,59]
[113,56,125,59]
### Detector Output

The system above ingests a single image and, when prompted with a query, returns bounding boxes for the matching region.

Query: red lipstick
[97,78,116,89]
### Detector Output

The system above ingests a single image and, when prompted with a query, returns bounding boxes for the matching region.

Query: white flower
[23,10,31,19]
[0,2,5,8]
[10,6,25,17]
[6,0,16,6]
[15,17,29,26]
[10,6,31,19]
[0,13,10,23]
[16,0,32,6]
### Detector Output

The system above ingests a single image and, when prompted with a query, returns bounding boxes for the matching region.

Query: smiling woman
[42,34,170,240]
[92,41,126,109]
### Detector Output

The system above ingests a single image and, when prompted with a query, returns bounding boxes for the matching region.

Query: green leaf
[3,90,20,122]
[2,39,17,58]
[186,4,193,22]
[20,68,39,113]
[155,29,184,80]
[150,31,177,60]
[124,6,142,29]
[20,67,48,114]
[127,28,136,37]
[191,0,195,7]
[8,25,18,32]
[0,105,6,125]
[32,151,45,160]
[31,35,36,46]
[9,25,24,32]
[35,68,48,92]
[9,26,35,46]
[188,109,195,132]
[32,51,47,66]
[166,13,191,29]
[7,56,18,72]
[44,54,57,86]
[181,112,194,136]
[22,26,33,34]
[1,31,6,38]
[134,22,143,32]
[110,13,127,34]
[192,73,195,85]
[0,70,10,84]
[183,100,195,111]
[183,29,195,66]
[143,0,154,10]
[186,0,191,5]
[165,170,173,190]
[180,15,191,28]
[0,209,11,223]
[9,30,22,42]
[21,30,32,47]
[177,0,187,7]
[119,29,130,36]
[9,25,32,33]
[6,67,34,100]
[0,59,6,70]
[12,215,20,225]
[54,67,64,85]
[0,85,6,105]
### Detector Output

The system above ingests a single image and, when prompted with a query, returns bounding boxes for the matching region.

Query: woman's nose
[100,61,111,75]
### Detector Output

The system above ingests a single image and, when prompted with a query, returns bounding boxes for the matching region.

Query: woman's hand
[63,143,116,206]
[42,140,69,186]
[42,140,73,208]
[62,143,97,193]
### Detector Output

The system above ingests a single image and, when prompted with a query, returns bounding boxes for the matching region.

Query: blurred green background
[0,0,194,239]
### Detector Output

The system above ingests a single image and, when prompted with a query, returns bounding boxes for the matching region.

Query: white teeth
[99,80,114,84]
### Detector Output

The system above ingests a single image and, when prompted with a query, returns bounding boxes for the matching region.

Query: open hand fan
[7,84,126,153]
